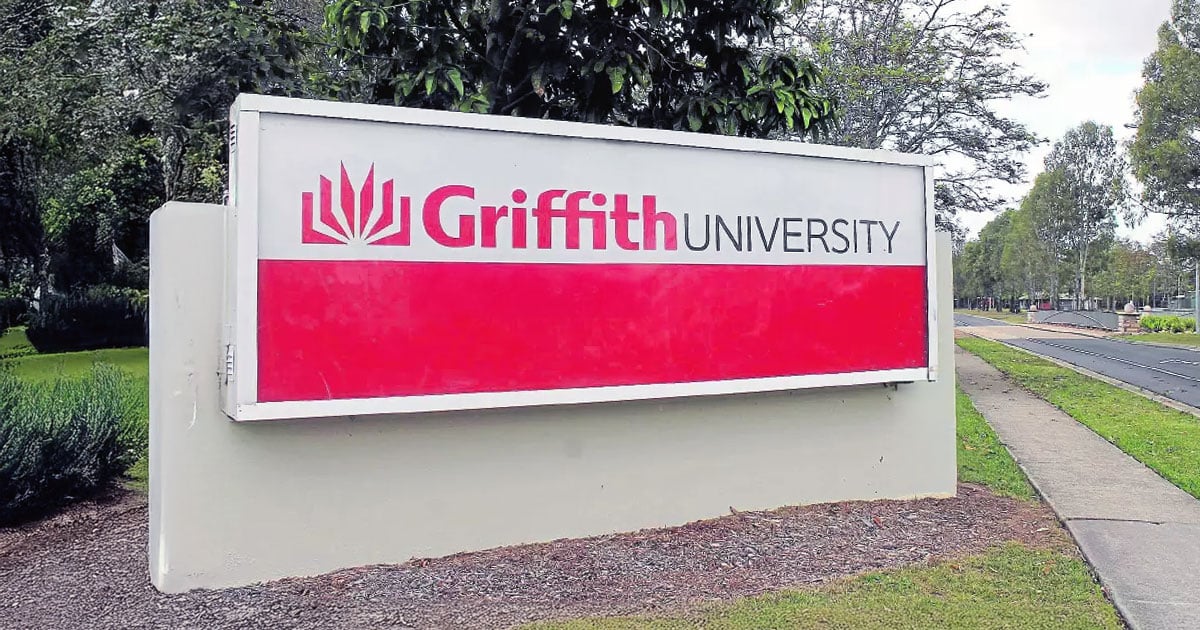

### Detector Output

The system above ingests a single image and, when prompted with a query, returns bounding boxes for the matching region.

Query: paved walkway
[957,348,1200,630]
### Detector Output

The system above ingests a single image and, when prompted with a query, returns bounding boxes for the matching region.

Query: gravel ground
[0,484,1063,629]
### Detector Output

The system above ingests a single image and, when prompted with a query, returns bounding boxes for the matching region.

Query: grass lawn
[0,326,35,359]
[958,335,1200,500]
[1117,331,1200,347]
[527,543,1119,630]
[531,388,1118,629]
[954,308,1029,325]
[3,340,150,490]
[6,346,148,381]
[955,387,1035,500]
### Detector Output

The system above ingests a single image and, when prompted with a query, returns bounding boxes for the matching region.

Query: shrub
[0,365,144,525]
[1140,314,1197,333]
[26,285,147,353]
[0,295,28,329]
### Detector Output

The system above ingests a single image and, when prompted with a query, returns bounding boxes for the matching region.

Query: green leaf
[448,69,464,98]
[561,0,574,19]
[607,67,625,93]
[359,11,370,33]
[801,106,813,128]
[424,73,435,96]
[687,110,701,131]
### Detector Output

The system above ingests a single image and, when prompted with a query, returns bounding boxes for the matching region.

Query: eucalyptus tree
[1131,0,1200,226]
[1043,122,1127,305]
[1019,169,1075,308]
[788,0,1046,232]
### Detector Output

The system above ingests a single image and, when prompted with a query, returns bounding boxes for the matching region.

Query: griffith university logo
[300,163,905,255]
[301,163,411,245]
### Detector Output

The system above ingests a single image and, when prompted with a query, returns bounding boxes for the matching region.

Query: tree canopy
[324,0,837,137]
[1131,0,1200,225]
[790,0,1045,233]
[1043,122,1127,301]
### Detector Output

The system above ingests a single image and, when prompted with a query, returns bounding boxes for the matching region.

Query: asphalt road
[953,313,1011,328]
[954,314,1200,409]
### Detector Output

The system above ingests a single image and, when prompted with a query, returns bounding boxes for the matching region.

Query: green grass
[526,543,1120,630]
[2,340,149,490]
[958,335,1200,500]
[5,346,148,381]
[0,326,35,359]
[1118,331,1200,347]
[954,308,1028,325]
[956,387,1035,500]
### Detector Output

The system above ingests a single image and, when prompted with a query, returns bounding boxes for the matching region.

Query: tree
[1019,169,1074,308]
[954,209,1016,309]
[789,0,1046,233]
[975,210,1013,308]
[1001,204,1052,308]
[1090,239,1154,309]
[323,0,837,138]
[0,0,313,291]
[1149,231,1190,305]
[1131,0,1200,225]
[1043,122,1127,304]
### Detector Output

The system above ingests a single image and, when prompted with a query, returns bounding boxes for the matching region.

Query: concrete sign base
[149,202,955,593]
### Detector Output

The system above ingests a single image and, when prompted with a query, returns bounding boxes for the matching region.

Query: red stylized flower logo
[301,163,411,245]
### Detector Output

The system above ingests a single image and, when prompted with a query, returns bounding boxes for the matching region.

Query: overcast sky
[958,0,1173,242]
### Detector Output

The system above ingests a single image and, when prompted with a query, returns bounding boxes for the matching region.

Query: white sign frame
[223,95,937,421]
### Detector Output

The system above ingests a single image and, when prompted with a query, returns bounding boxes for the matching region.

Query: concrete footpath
[957,348,1200,630]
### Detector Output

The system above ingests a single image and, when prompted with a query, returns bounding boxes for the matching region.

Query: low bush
[0,365,145,525]
[25,285,147,353]
[1141,314,1196,333]
[0,295,28,329]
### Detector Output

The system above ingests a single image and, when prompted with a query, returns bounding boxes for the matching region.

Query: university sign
[223,95,937,421]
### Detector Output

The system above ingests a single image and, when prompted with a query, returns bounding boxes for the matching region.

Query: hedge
[0,295,28,329]
[1141,314,1197,333]
[0,365,145,525]
[25,286,147,353]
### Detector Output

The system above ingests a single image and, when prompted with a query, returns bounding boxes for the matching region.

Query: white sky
[958,0,1173,242]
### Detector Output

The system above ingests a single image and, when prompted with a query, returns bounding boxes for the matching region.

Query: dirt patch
[0,484,1065,629]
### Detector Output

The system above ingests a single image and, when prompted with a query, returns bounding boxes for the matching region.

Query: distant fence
[1029,310,1119,331]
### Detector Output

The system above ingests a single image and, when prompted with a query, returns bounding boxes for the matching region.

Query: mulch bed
[0,484,1064,629]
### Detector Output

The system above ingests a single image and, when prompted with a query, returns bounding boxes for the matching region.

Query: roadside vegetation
[528,543,1119,630]
[1120,331,1200,347]
[955,388,1036,500]
[1139,314,1197,333]
[958,336,1200,500]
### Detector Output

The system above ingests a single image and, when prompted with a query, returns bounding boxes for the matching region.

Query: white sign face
[224,95,937,421]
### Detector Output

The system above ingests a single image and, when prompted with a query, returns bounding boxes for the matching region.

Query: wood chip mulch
[0,483,1065,629]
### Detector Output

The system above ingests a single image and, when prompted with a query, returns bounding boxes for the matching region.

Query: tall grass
[0,365,145,525]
